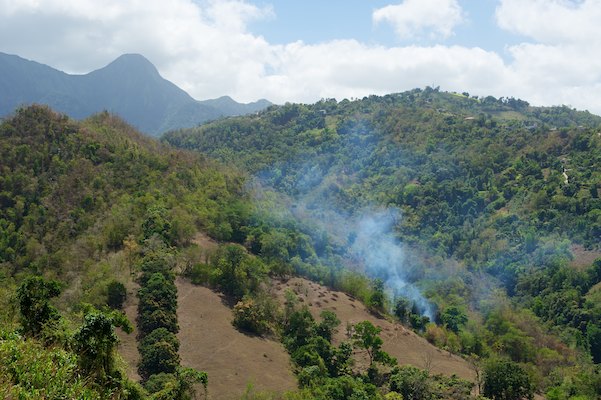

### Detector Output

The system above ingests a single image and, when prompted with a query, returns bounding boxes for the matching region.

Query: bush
[107,280,127,309]
[138,333,180,380]
[389,365,432,400]
[483,358,534,400]
[185,262,211,285]
[232,297,270,335]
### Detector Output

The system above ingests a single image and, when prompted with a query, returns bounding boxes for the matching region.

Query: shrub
[107,280,127,309]
[233,297,270,335]
[483,358,534,400]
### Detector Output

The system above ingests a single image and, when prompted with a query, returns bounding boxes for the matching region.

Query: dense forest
[0,93,600,399]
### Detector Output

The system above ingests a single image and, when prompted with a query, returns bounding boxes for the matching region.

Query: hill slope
[163,89,601,398]
[164,89,601,262]
[0,52,270,136]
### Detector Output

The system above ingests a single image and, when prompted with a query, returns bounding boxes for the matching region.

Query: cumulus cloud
[373,0,464,40]
[0,0,276,98]
[496,0,601,44]
[1,0,601,114]
[495,0,601,112]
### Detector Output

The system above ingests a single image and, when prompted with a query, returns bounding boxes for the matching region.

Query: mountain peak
[0,52,272,136]
[101,53,159,76]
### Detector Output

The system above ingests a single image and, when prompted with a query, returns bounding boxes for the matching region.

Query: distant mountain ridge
[0,52,270,136]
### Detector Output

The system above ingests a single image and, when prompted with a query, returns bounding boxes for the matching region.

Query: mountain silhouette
[0,52,270,136]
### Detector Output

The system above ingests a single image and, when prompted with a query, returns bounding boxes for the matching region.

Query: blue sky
[1,0,601,114]
[252,0,520,55]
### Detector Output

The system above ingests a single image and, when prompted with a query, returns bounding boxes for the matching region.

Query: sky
[1,0,601,114]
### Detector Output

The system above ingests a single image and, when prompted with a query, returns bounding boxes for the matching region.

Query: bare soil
[191,232,219,253]
[177,278,296,400]
[570,244,601,269]
[116,281,141,382]
[274,277,475,382]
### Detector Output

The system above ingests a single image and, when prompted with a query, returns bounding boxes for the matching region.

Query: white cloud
[496,0,601,44]
[373,0,464,40]
[1,0,601,115]
[495,0,601,112]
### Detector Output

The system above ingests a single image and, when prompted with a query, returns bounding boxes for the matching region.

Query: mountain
[0,105,478,399]
[2,102,601,398]
[164,89,601,255]
[164,89,601,387]
[0,52,270,136]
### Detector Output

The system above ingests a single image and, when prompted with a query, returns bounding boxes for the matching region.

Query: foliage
[388,365,473,400]
[107,280,127,309]
[440,305,468,334]
[137,271,178,336]
[73,308,133,382]
[232,295,277,335]
[16,276,61,337]
[138,328,181,380]
[210,244,268,301]
[352,321,396,368]
[368,279,386,313]
[389,366,431,400]
[144,367,208,400]
[0,331,104,399]
[482,358,534,400]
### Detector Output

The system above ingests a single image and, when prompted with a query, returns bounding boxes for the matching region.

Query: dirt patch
[176,278,296,400]
[276,277,475,382]
[191,232,219,253]
[570,244,601,269]
[116,281,141,382]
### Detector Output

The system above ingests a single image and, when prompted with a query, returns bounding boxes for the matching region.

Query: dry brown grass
[177,278,296,400]
[275,277,475,381]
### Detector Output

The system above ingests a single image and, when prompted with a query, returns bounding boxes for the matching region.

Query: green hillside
[164,88,601,398]
[164,88,601,258]
[1,100,600,399]
[0,105,248,398]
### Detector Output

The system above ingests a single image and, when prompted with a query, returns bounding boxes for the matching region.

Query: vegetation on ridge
[165,88,601,398]
[0,96,600,399]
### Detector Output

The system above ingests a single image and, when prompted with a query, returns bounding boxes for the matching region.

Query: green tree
[73,309,133,382]
[145,367,208,400]
[394,297,411,323]
[142,205,171,243]
[212,244,267,300]
[283,306,316,352]
[138,327,180,380]
[314,310,341,343]
[16,276,61,337]
[389,365,431,400]
[107,280,127,309]
[586,322,601,363]
[368,279,386,313]
[352,320,396,368]
[440,305,468,333]
[483,358,534,400]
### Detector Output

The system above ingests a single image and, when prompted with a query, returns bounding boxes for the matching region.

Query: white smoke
[350,209,435,319]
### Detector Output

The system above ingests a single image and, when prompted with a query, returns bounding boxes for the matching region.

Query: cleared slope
[275,277,475,381]
[177,278,296,400]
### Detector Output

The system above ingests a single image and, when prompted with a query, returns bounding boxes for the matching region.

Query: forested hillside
[0,105,250,398]
[164,88,601,398]
[165,88,601,258]
[1,98,600,398]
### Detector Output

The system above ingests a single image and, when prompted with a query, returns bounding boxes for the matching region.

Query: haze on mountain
[0,52,270,136]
